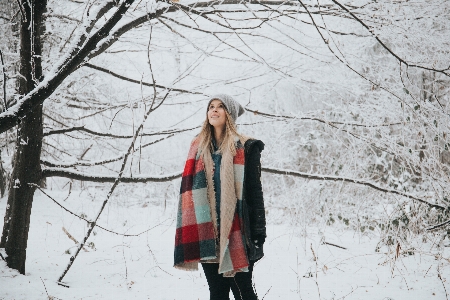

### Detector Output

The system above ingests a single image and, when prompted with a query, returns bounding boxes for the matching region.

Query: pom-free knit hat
[207,94,245,122]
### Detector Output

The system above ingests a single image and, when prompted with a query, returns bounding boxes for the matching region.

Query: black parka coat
[243,139,266,262]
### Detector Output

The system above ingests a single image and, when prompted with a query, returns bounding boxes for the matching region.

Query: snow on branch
[43,125,200,138]
[0,50,6,112]
[0,0,136,134]
[88,0,335,58]
[41,134,176,167]
[84,63,201,94]
[43,166,445,211]
[0,0,368,134]
[330,0,450,77]
[245,108,401,128]
[262,167,446,211]
[427,219,450,231]
[42,168,182,183]
[246,107,400,157]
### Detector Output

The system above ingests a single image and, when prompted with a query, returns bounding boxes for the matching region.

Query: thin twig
[261,286,272,300]
[57,75,171,284]
[427,219,450,231]
[40,277,50,299]
[62,227,88,252]
[0,50,7,112]
[15,0,26,21]
[323,241,347,250]
[122,247,128,281]
[146,244,174,277]
[245,108,401,128]
[41,134,175,168]
[310,243,321,300]
[30,183,166,237]
[438,263,449,300]
[40,277,62,299]
[331,0,449,77]
[84,63,201,95]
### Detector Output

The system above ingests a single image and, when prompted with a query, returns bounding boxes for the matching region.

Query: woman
[174,94,266,300]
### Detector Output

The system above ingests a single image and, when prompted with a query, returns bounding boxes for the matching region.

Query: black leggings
[201,262,258,300]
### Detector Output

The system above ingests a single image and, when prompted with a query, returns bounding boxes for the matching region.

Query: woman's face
[208,99,227,130]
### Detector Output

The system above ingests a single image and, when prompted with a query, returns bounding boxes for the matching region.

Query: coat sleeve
[245,141,266,241]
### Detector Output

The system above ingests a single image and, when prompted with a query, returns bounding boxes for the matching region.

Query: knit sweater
[211,138,222,232]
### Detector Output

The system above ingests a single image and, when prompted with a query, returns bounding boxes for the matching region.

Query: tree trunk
[0,0,46,274]
[0,1,20,199]
[0,151,5,198]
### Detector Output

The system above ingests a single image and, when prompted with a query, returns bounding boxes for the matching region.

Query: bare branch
[43,165,445,211]
[262,167,446,211]
[245,108,402,128]
[31,183,165,237]
[46,13,81,23]
[15,0,26,21]
[57,80,168,283]
[62,227,88,252]
[323,241,347,250]
[41,134,175,168]
[84,63,201,95]
[0,50,6,112]
[43,125,200,138]
[331,0,450,76]
[426,219,450,231]
[0,0,136,134]
[77,1,117,48]
[42,168,182,183]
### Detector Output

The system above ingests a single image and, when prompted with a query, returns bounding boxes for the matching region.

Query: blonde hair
[198,104,245,156]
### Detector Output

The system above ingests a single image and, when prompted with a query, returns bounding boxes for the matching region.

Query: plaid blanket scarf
[174,136,249,276]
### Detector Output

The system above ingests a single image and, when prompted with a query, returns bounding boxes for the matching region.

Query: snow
[1,189,448,299]
[1,0,450,299]
[13,179,20,189]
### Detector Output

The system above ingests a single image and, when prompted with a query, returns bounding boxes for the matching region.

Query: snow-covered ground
[1,186,449,300]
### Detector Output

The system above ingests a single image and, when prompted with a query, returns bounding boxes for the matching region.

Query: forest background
[0,0,450,299]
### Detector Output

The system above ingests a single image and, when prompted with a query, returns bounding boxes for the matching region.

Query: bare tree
[0,0,137,274]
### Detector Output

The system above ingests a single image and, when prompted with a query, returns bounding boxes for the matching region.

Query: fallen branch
[323,241,347,250]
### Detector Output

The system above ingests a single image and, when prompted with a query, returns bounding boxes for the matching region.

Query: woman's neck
[213,127,225,146]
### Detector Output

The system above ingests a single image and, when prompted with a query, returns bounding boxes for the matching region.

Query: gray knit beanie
[207,94,245,122]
